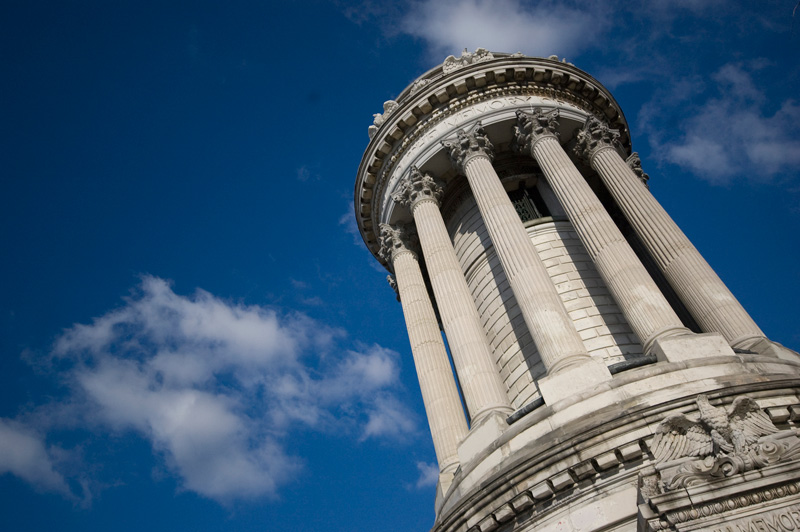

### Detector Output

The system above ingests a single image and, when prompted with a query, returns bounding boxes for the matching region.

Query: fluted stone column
[392,170,513,424]
[515,109,691,355]
[573,117,774,354]
[441,124,599,377]
[378,224,467,480]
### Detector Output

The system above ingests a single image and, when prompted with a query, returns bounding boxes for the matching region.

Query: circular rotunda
[354,50,800,532]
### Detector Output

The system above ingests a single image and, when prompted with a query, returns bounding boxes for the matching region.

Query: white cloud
[0,419,69,495]
[339,201,364,247]
[414,461,439,488]
[399,0,607,60]
[653,64,800,183]
[361,395,417,440]
[11,276,414,503]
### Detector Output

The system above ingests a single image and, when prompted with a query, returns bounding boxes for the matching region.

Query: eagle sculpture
[651,395,779,463]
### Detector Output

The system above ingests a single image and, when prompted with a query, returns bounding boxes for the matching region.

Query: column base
[457,411,509,465]
[537,357,612,405]
[651,332,735,363]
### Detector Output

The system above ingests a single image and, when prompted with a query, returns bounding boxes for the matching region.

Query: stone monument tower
[354,50,800,531]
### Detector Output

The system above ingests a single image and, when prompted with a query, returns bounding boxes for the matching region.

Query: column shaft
[413,199,513,422]
[393,251,468,472]
[532,136,688,352]
[463,155,591,374]
[590,148,765,348]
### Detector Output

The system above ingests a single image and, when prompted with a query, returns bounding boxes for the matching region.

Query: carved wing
[728,397,778,444]
[652,414,713,463]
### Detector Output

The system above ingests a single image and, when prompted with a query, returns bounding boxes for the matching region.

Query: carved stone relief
[442,48,494,74]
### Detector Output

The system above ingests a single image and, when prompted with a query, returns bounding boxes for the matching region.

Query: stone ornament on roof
[368,100,400,139]
[409,78,431,95]
[442,122,495,173]
[378,222,418,265]
[513,108,560,153]
[547,54,575,66]
[574,116,623,161]
[392,166,445,211]
[442,47,494,74]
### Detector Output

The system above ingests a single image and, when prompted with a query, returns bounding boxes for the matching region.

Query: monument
[354,50,800,531]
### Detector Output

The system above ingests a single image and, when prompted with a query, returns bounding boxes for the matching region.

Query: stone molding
[641,462,800,531]
[625,152,650,188]
[378,222,418,266]
[392,166,445,213]
[513,108,560,153]
[573,115,624,163]
[442,122,495,173]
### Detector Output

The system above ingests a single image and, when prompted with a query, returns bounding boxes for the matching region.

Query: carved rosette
[441,122,494,173]
[626,152,650,188]
[573,116,623,163]
[513,108,560,154]
[392,166,445,212]
[378,222,418,267]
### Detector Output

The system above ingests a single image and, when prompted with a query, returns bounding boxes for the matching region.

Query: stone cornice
[393,166,445,213]
[442,122,495,173]
[573,115,624,163]
[355,54,633,267]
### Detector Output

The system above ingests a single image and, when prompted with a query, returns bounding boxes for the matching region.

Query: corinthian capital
[441,122,494,173]
[626,152,650,189]
[573,116,622,161]
[513,108,560,154]
[387,274,400,301]
[392,166,445,211]
[378,222,419,266]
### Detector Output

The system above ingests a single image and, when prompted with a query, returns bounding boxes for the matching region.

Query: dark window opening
[508,186,550,222]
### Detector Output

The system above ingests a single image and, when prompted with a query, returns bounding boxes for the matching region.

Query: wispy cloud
[646,63,800,184]
[414,461,438,488]
[399,0,607,60]
[7,276,415,503]
[0,419,70,495]
[339,201,364,247]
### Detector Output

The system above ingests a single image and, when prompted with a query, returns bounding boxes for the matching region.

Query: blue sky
[1,1,799,530]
